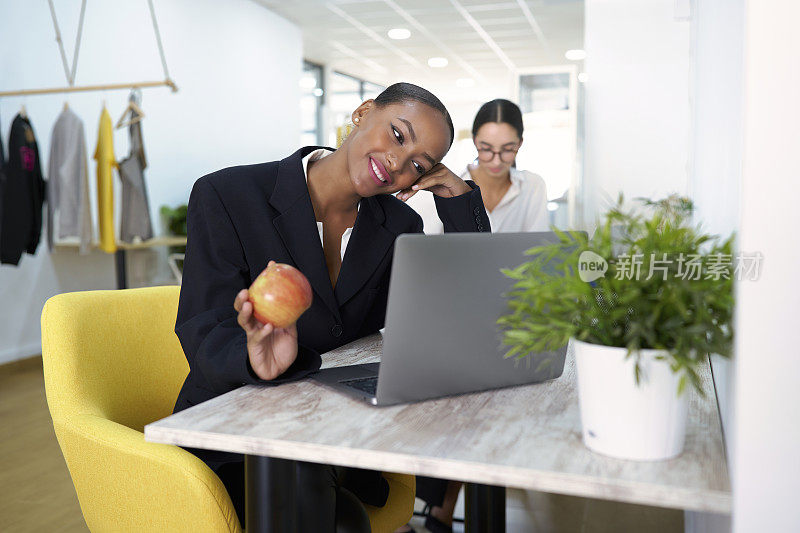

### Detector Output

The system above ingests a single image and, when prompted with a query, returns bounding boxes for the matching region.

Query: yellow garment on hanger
[94,107,117,253]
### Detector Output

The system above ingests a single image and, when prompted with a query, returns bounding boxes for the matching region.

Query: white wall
[733,0,800,530]
[583,0,691,226]
[0,0,302,364]
[689,0,744,486]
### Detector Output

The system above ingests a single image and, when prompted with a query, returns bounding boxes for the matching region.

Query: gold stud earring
[354,117,360,124]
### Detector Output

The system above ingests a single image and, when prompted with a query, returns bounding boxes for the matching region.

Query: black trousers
[214,460,387,532]
[416,475,449,508]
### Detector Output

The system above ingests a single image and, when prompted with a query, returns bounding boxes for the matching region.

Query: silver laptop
[311,231,580,406]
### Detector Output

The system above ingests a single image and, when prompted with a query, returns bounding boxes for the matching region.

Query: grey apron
[118,103,154,243]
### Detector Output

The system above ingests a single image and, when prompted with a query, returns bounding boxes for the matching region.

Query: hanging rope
[147,0,172,84]
[47,0,72,85]
[35,0,176,94]
[70,0,88,86]
[45,0,88,86]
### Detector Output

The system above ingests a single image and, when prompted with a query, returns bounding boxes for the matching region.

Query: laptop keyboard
[340,376,378,397]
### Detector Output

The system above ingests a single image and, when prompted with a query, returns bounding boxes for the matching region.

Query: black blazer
[173,146,489,465]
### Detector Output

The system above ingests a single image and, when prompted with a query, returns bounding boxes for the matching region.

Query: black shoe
[424,512,453,533]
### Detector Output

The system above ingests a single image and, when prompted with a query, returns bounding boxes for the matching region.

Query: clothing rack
[0,79,178,98]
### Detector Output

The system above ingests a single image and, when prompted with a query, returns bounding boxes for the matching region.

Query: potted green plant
[160,204,187,281]
[160,203,187,236]
[160,203,187,254]
[497,195,734,460]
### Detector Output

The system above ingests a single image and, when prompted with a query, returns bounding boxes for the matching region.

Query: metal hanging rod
[0,79,178,98]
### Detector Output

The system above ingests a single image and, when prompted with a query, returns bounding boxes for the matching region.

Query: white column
[733,1,800,531]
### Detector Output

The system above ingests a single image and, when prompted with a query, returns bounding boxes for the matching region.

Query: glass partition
[300,61,324,146]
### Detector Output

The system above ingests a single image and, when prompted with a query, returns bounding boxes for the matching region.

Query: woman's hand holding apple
[234,287,299,381]
[234,260,313,381]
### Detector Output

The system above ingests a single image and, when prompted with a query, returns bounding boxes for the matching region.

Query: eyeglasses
[476,146,519,163]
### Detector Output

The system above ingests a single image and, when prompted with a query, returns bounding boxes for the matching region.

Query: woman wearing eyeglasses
[462,98,548,232]
[404,99,549,238]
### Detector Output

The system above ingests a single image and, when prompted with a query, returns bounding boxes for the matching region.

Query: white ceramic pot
[572,338,689,461]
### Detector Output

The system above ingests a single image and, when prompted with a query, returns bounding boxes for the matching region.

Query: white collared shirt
[404,166,549,234]
[462,167,549,233]
[301,148,358,261]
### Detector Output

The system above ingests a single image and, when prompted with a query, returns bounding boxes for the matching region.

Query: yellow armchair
[41,286,414,532]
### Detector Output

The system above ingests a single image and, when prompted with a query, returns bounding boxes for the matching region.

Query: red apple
[248,263,313,327]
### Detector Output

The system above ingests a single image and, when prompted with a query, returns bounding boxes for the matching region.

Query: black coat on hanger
[172,145,489,466]
[0,112,5,242]
[1,114,46,265]
[0,111,5,169]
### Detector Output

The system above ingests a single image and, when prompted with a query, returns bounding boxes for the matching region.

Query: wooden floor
[0,356,87,532]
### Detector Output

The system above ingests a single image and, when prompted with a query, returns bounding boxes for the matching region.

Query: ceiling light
[578,72,588,83]
[428,57,448,68]
[565,49,586,61]
[456,78,475,88]
[299,76,317,90]
[388,28,411,40]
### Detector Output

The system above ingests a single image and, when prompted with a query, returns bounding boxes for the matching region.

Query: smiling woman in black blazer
[172,83,489,531]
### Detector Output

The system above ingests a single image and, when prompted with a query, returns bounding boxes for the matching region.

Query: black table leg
[245,455,297,533]
[115,249,127,289]
[465,483,505,533]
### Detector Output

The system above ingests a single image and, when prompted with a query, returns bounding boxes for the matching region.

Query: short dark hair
[472,99,524,139]
[374,82,455,148]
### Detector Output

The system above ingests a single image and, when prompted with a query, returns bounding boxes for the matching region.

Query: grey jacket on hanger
[118,107,153,243]
[47,108,92,253]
